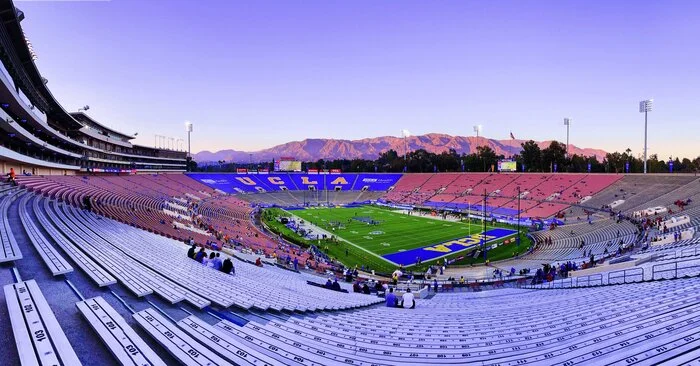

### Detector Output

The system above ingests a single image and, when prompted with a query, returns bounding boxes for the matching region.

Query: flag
[510,132,515,140]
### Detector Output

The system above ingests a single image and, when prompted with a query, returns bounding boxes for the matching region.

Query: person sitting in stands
[6,168,16,186]
[402,288,415,309]
[353,282,361,293]
[206,252,216,268]
[212,253,222,270]
[325,278,333,289]
[331,279,341,291]
[221,257,233,274]
[385,287,397,307]
[187,244,197,259]
[362,283,371,294]
[255,257,262,267]
[194,248,206,263]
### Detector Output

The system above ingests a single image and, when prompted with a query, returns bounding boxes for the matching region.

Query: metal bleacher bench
[133,308,232,366]
[19,195,73,275]
[76,297,166,366]
[4,280,82,365]
[177,315,276,366]
[1,192,22,263]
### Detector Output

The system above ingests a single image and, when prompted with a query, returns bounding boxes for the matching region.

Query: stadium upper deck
[0,1,186,175]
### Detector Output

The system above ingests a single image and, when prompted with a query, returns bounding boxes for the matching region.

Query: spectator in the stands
[221,257,233,274]
[293,257,298,271]
[331,279,341,291]
[325,278,333,289]
[385,287,397,307]
[194,248,206,263]
[362,283,371,294]
[205,252,216,268]
[212,253,222,270]
[401,288,415,309]
[374,281,384,293]
[6,167,17,186]
[353,281,361,293]
[187,243,197,259]
[255,257,262,267]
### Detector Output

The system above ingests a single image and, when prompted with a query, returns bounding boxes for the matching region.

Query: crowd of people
[186,243,235,274]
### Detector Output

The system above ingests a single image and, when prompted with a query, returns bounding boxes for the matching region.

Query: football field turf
[288,205,515,266]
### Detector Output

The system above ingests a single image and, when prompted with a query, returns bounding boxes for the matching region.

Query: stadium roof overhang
[0,1,83,130]
[70,112,136,140]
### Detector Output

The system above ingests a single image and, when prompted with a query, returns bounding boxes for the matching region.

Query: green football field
[290,205,496,256]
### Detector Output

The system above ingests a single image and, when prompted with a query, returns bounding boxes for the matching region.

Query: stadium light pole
[516,186,521,246]
[639,99,653,174]
[482,189,487,260]
[563,118,571,159]
[185,121,193,171]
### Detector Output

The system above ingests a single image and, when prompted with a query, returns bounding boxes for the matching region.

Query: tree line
[196,140,700,174]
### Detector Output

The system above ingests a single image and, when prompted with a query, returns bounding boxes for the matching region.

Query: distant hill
[194,133,607,163]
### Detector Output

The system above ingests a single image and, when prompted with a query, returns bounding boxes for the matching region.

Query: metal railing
[652,257,700,280]
[522,267,645,289]
[608,267,644,284]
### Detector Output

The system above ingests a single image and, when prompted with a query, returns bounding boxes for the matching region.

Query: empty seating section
[76,297,166,366]
[17,194,73,275]
[186,173,403,194]
[382,173,621,219]
[0,189,22,262]
[529,219,637,262]
[32,195,118,287]
[3,174,700,366]
[4,280,82,365]
[205,278,700,365]
[133,308,232,366]
[382,173,432,203]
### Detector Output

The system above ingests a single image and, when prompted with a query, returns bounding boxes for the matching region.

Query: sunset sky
[16,0,700,159]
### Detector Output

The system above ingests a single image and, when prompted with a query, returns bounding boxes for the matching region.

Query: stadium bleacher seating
[3,173,700,365]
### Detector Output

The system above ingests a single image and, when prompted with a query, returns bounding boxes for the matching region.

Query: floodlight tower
[185,121,193,171]
[639,99,653,174]
[473,124,482,140]
[185,121,193,157]
[563,118,571,159]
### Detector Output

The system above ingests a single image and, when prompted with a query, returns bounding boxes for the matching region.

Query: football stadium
[1,1,700,365]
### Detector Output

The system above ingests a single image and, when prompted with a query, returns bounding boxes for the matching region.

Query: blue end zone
[382,228,517,266]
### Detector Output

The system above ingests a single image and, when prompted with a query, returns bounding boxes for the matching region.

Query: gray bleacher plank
[77,297,166,366]
[71,208,214,309]
[34,197,117,287]
[45,200,151,296]
[55,204,185,303]
[1,192,23,262]
[18,195,73,275]
[214,320,329,366]
[177,315,275,366]
[4,280,82,366]
[133,308,232,366]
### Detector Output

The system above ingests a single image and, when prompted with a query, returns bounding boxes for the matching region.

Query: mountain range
[194,133,608,164]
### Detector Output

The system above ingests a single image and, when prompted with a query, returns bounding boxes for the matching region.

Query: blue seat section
[187,173,403,193]
[323,174,358,190]
[187,174,260,193]
[288,174,325,190]
[382,228,518,266]
[251,174,297,191]
[351,173,403,190]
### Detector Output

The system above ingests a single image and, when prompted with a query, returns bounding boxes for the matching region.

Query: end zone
[381,228,518,266]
